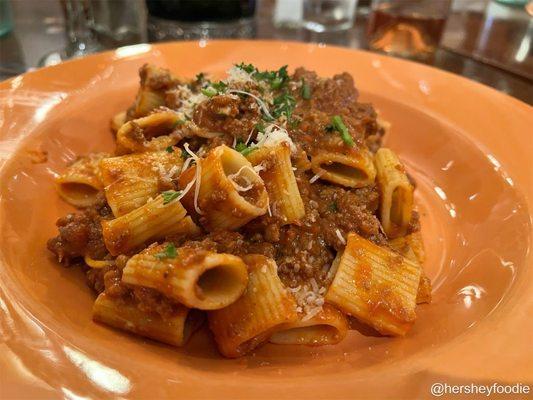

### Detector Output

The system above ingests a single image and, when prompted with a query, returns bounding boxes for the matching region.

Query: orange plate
[0,41,532,399]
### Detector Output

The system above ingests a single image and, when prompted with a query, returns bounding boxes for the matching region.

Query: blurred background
[0,0,531,103]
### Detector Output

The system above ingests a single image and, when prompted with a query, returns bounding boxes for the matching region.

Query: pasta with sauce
[47,62,431,358]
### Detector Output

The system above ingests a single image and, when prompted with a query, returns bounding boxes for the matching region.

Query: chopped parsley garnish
[181,148,191,159]
[201,87,217,97]
[330,115,355,146]
[235,63,290,90]
[155,243,177,260]
[288,120,300,129]
[328,201,339,212]
[165,146,174,153]
[161,190,181,204]
[201,81,227,98]
[301,79,312,100]
[272,91,296,120]
[255,121,265,133]
[235,140,257,156]
[235,62,256,74]
[195,72,206,83]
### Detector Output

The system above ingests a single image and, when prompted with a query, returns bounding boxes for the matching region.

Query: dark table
[1,0,531,104]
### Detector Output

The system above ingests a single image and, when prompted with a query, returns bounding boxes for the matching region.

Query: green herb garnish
[161,190,181,205]
[301,79,311,100]
[328,201,339,212]
[201,87,217,97]
[255,121,265,133]
[330,115,355,146]
[165,146,174,153]
[195,72,206,83]
[288,117,301,129]
[211,81,227,92]
[272,91,296,120]
[155,243,177,260]
[235,140,257,156]
[235,63,289,90]
[235,62,256,74]
[201,81,227,98]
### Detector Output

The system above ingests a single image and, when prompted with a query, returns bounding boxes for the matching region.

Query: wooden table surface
[1,0,531,104]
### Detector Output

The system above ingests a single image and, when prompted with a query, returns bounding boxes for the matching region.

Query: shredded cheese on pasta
[309,172,323,184]
[288,278,326,321]
[170,84,208,118]
[183,143,203,215]
[227,165,261,192]
[228,90,274,120]
[225,66,256,85]
[335,229,346,245]
[254,124,296,152]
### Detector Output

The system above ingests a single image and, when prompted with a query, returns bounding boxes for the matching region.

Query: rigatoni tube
[115,111,182,155]
[101,194,189,255]
[325,233,421,336]
[389,232,432,304]
[374,148,414,238]
[311,148,376,188]
[56,152,109,208]
[122,243,248,310]
[99,150,183,217]
[178,145,269,231]
[208,255,298,358]
[269,304,349,346]
[92,293,203,347]
[246,144,305,224]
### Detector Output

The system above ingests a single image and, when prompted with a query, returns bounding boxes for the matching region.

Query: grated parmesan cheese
[183,143,203,215]
[253,123,296,152]
[289,280,326,321]
[244,127,255,145]
[225,66,256,85]
[335,229,346,245]
[309,172,323,184]
[227,164,261,192]
[170,84,209,118]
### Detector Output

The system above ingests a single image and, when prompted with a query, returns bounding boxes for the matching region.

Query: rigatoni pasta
[101,194,189,255]
[374,148,414,238]
[178,145,269,231]
[246,143,305,224]
[311,149,376,188]
[325,233,421,336]
[99,150,183,217]
[56,153,108,207]
[208,255,298,358]
[389,232,432,304]
[131,64,176,117]
[115,110,183,155]
[122,243,248,310]
[48,62,432,359]
[93,293,203,346]
[269,304,349,345]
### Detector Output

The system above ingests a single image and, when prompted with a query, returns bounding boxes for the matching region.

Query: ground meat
[132,286,183,320]
[47,197,111,264]
[289,68,380,156]
[276,224,335,287]
[313,184,385,249]
[194,94,260,142]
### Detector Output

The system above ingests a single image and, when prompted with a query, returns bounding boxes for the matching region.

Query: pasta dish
[47,63,431,358]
